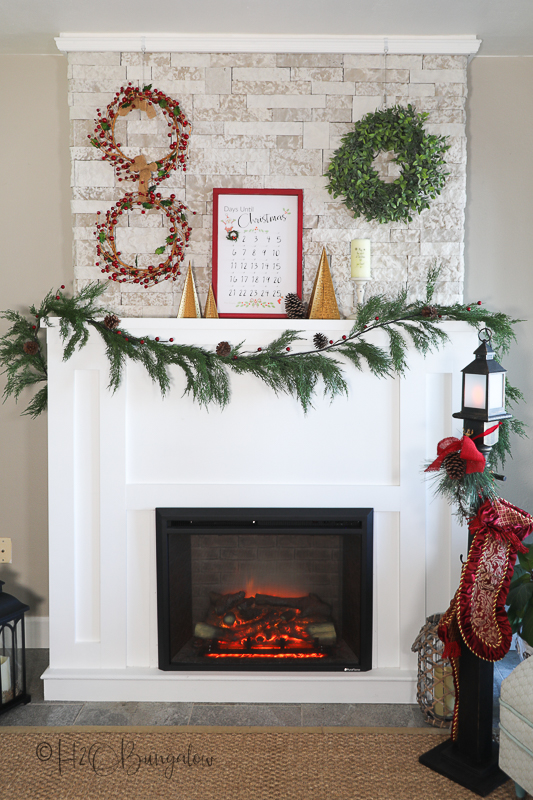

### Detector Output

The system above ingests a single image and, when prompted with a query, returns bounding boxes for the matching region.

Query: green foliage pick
[507,544,533,647]
[325,104,449,224]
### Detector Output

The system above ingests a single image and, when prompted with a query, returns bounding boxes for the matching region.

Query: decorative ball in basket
[412,613,455,727]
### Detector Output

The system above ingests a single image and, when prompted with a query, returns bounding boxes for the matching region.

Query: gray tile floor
[0,649,520,728]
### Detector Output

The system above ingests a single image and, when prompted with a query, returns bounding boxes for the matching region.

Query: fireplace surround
[156,507,373,672]
[43,317,475,703]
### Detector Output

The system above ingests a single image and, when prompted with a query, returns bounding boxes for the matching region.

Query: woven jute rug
[0,726,516,800]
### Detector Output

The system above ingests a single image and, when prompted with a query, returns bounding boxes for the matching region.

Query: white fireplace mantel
[43,318,476,703]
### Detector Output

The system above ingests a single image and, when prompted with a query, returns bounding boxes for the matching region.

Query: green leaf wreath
[325,104,449,223]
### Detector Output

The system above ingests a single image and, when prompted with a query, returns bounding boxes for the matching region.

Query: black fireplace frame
[156,507,373,672]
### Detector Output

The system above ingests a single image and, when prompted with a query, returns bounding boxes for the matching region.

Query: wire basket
[412,613,455,728]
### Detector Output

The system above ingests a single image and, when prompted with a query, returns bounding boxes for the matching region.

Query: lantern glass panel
[464,373,486,409]
[488,372,505,412]
[0,619,24,705]
[483,421,500,448]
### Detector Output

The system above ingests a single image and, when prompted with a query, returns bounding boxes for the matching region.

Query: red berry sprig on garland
[87,83,192,186]
[94,191,194,287]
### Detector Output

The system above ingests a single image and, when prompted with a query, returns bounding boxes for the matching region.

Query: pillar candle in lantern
[0,656,12,701]
[350,239,371,279]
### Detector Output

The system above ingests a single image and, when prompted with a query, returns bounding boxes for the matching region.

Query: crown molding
[55,33,481,56]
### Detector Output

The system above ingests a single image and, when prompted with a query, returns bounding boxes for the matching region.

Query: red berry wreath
[94,191,194,287]
[88,83,191,191]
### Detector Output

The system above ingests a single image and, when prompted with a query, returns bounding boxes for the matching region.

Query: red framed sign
[212,188,303,318]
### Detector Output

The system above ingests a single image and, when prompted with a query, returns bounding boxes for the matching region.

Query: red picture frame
[212,188,303,318]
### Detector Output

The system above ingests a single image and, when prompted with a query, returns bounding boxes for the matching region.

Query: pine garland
[0,269,525,461]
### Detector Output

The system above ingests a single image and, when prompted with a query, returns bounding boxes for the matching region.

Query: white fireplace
[43,317,474,702]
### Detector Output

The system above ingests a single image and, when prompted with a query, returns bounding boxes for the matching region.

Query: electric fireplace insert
[156,507,373,672]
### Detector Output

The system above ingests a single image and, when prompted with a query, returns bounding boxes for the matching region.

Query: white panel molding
[55,33,481,55]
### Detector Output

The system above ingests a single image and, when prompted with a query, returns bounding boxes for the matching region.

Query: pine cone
[216,341,231,357]
[313,332,328,350]
[104,313,121,330]
[443,451,466,481]
[285,293,307,319]
[23,340,39,355]
[421,305,439,319]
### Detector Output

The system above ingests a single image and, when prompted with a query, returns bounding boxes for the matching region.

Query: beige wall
[0,55,71,614]
[465,57,533,511]
[1,53,532,618]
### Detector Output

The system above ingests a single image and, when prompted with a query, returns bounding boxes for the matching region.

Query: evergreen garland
[0,266,525,485]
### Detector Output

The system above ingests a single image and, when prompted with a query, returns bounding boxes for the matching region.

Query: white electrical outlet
[0,539,12,564]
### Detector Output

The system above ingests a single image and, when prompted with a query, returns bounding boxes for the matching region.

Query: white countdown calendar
[212,189,303,318]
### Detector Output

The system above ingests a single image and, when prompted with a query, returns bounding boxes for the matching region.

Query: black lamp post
[0,580,31,714]
[419,329,511,796]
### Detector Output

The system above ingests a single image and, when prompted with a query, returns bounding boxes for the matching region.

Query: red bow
[425,423,502,475]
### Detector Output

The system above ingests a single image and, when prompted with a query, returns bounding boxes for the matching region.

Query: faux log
[209,590,245,616]
[305,622,336,645]
[255,593,331,618]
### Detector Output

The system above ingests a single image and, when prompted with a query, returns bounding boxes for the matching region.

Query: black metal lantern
[452,328,512,457]
[0,580,31,714]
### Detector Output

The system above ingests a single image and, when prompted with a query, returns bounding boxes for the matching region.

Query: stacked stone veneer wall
[68,51,467,317]
[190,533,342,628]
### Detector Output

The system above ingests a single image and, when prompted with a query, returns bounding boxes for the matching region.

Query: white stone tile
[125,66,154,83]
[232,81,311,95]
[269,150,323,176]
[408,83,436,97]
[276,135,303,149]
[121,53,171,67]
[352,96,382,121]
[313,108,352,124]
[71,65,127,82]
[246,95,326,108]
[211,53,277,67]
[312,81,355,95]
[224,121,302,136]
[232,67,291,81]
[267,176,329,190]
[345,68,409,83]
[343,55,383,69]
[420,242,462,257]
[72,200,116,214]
[425,123,466,137]
[303,121,330,149]
[434,83,468,98]
[73,160,116,188]
[387,55,423,69]
[149,80,206,96]
[171,53,212,67]
[273,108,313,122]
[278,54,343,67]
[410,69,466,84]
[423,55,467,70]
[291,67,344,81]
[205,67,232,94]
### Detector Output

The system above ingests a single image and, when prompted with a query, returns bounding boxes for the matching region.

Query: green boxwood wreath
[326,104,450,224]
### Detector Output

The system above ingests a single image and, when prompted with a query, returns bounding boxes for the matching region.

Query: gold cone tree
[307,248,340,320]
